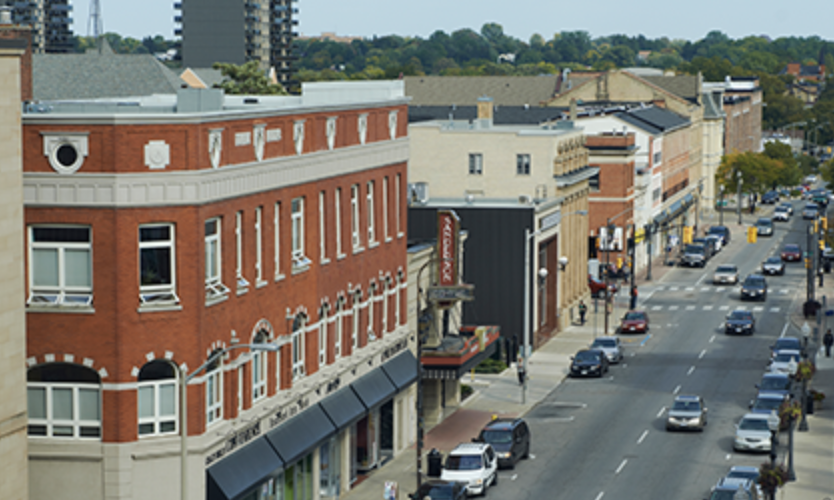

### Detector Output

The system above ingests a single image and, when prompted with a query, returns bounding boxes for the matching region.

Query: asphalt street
[483,199,816,500]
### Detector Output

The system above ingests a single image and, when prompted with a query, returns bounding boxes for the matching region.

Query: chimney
[476,95,493,128]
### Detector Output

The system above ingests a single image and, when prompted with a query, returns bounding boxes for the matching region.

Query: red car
[781,244,802,262]
[619,310,649,334]
[588,275,618,298]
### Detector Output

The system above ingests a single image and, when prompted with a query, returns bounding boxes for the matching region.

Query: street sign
[427,285,475,302]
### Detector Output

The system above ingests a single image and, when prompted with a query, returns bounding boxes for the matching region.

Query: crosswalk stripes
[719,306,730,311]
[753,306,764,312]
[704,305,713,310]
[685,287,695,291]
[652,305,663,311]
[779,289,788,294]
[669,286,679,291]
[650,285,792,295]
[669,305,679,311]
[770,307,780,312]
[638,304,782,313]
[701,287,711,292]
[685,305,696,311]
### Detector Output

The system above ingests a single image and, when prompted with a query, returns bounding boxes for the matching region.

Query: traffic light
[822,217,828,230]
[683,226,693,244]
[747,226,757,244]
[820,239,825,251]
[814,220,819,233]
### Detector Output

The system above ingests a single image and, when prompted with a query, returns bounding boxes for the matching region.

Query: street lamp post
[737,171,743,226]
[180,342,281,500]
[719,185,725,227]
[767,409,780,500]
[646,223,653,281]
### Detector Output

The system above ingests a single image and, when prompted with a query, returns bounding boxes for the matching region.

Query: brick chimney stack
[0,7,33,102]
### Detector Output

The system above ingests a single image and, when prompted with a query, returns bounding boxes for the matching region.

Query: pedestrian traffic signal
[683,226,693,244]
[747,226,757,244]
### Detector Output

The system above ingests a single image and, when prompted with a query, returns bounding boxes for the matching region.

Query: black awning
[422,340,498,380]
[350,366,397,409]
[265,405,336,466]
[381,350,418,391]
[206,437,283,500]
[319,387,367,430]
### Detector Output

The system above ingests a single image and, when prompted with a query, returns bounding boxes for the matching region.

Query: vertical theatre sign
[428,210,474,303]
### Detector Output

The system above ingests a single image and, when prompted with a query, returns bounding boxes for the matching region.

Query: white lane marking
[637,429,649,444]
[770,307,781,313]
[529,454,536,459]
[709,335,716,343]
[673,385,681,394]
[779,289,789,294]
[696,274,707,286]
[780,322,789,338]
[652,305,663,311]
[615,459,628,475]
[704,305,714,311]
[685,287,695,291]
[669,305,680,311]
[687,366,696,376]
[753,306,764,312]
[511,473,518,481]
[719,305,730,311]
[725,454,732,461]
[670,286,679,291]
[686,305,696,311]
[642,291,655,302]
[736,305,748,311]
[699,349,707,359]
[595,492,605,500]
[657,407,666,418]
[701,286,711,292]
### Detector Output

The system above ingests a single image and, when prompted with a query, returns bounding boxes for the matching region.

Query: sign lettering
[205,421,261,466]
[437,210,460,287]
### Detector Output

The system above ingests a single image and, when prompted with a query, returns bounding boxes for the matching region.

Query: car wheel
[493,471,498,486]
[523,442,530,459]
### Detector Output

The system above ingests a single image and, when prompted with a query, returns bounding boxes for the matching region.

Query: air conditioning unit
[408,182,429,204]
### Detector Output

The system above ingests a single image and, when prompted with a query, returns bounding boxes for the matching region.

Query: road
[487,199,817,500]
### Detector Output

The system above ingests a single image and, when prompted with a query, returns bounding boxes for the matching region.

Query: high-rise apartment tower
[4,0,72,53]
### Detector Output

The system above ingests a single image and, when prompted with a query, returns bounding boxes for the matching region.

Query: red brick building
[23,83,416,500]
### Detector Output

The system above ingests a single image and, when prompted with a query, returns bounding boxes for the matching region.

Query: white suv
[440,443,498,496]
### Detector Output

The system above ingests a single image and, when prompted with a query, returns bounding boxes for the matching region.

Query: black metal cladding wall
[408,206,534,350]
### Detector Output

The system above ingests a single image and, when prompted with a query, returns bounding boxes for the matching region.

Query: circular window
[55,144,78,168]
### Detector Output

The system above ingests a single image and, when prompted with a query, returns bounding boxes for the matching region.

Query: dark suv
[740,274,768,301]
[474,418,530,469]
[707,225,731,245]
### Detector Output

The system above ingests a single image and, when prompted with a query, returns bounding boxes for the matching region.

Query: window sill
[26,305,96,314]
[291,264,310,275]
[337,253,347,261]
[275,273,286,282]
[256,280,268,289]
[384,237,393,243]
[352,246,365,255]
[397,232,405,239]
[320,257,331,266]
[137,303,183,313]
[237,287,249,296]
[205,294,229,307]
[368,241,379,249]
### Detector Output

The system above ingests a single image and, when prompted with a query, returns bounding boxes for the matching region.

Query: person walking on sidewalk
[517,356,526,385]
[824,329,834,357]
[578,300,587,325]
[630,285,638,310]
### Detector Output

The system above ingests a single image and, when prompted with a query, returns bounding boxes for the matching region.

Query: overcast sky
[75,0,834,43]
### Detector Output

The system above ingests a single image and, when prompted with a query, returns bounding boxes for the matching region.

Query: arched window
[27,363,101,439]
[206,349,223,427]
[252,331,269,403]
[292,314,307,380]
[137,360,178,437]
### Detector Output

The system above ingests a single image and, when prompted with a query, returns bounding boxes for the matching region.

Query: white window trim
[351,295,360,350]
[334,306,343,360]
[275,347,281,392]
[235,212,250,292]
[469,153,483,175]
[292,320,306,381]
[205,218,230,303]
[367,286,376,342]
[255,207,266,287]
[319,192,329,264]
[383,177,391,242]
[335,189,345,259]
[27,383,101,439]
[382,282,390,335]
[367,181,376,246]
[396,174,404,238]
[252,349,267,403]
[351,185,362,252]
[138,379,178,437]
[395,279,402,327]
[237,366,244,413]
[291,197,312,271]
[27,225,93,308]
[139,223,180,307]
[318,311,327,367]
[206,367,223,427]
[274,202,285,281]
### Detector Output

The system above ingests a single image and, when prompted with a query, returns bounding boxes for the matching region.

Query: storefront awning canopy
[350,366,397,409]
[265,405,336,466]
[381,350,418,391]
[206,437,284,500]
[319,387,367,430]
[422,340,498,380]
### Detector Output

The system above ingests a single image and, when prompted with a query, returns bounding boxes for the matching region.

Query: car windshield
[776,207,788,212]
[717,265,737,273]
[727,470,758,481]
[774,339,800,349]
[752,398,783,412]
[774,352,799,362]
[739,418,770,431]
[672,400,701,412]
[445,454,482,470]
[420,485,456,500]
[760,377,790,391]
[765,257,781,264]
[708,227,726,235]
[480,430,512,444]
[757,219,772,226]
[728,311,751,320]
[744,277,764,287]
[784,245,800,252]
[592,338,616,348]
[806,204,818,210]
[575,351,600,362]
[685,244,705,254]
[710,490,748,500]
[624,312,645,321]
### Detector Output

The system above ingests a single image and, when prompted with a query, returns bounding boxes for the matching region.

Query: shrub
[758,462,790,492]
[810,389,826,402]
[460,384,473,401]
[779,400,802,430]
[794,360,815,382]
[473,358,508,374]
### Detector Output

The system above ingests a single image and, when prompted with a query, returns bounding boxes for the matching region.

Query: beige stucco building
[0,37,29,500]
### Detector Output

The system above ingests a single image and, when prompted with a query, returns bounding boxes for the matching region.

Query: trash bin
[427,449,443,478]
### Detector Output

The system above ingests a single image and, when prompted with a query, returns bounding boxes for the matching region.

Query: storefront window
[320,437,341,498]
[284,455,313,500]
[241,472,283,500]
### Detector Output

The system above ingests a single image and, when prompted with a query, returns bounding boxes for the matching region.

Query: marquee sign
[437,210,461,287]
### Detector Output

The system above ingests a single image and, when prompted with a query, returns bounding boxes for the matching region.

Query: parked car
[781,243,802,262]
[693,237,718,258]
[749,393,787,415]
[681,243,708,267]
[725,310,755,335]
[409,480,467,500]
[440,443,498,496]
[803,203,820,219]
[590,336,623,364]
[756,372,793,399]
[588,274,618,298]
[569,349,609,378]
[761,190,779,204]
[474,418,530,469]
[755,217,774,236]
[770,337,802,357]
[718,466,763,500]
[707,225,731,245]
[713,264,739,285]
[773,206,790,222]
[768,349,801,374]
[619,310,649,333]
[733,413,774,453]
[705,234,723,252]
[778,201,793,215]
[740,274,768,301]
[761,256,785,275]
[707,477,760,500]
[666,395,708,431]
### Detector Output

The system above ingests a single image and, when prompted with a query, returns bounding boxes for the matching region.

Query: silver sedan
[589,336,623,364]
[713,264,739,285]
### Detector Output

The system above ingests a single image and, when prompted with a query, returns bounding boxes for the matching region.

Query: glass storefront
[319,437,341,498]
[240,471,284,500]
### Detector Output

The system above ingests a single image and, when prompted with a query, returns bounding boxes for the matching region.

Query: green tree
[212,61,288,95]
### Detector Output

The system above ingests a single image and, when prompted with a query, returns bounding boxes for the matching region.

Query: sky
[73,0,834,43]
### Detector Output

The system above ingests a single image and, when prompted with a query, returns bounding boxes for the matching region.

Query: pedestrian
[578,300,587,325]
[824,329,834,357]
[630,285,638,310]
[517,356,526,385]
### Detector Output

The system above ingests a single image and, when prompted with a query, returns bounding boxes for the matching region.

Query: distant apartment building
[3,0,72,53]
[176,0,299,86]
